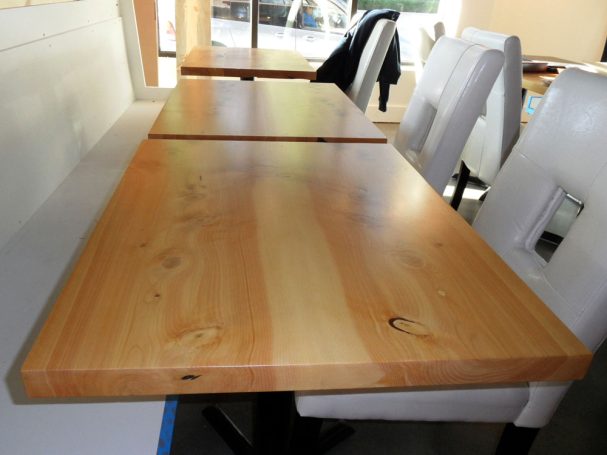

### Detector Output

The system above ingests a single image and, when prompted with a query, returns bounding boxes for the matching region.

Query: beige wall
[450,0,495,35]
[489,0,607,62]
[440,0,607,62]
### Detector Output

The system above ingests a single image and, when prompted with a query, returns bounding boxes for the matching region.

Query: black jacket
[315,9,401,112]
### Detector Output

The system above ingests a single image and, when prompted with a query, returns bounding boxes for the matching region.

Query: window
[157,0,441,61]
[157,0,176,56]
[211,1,350,58]
[357,0,441,61]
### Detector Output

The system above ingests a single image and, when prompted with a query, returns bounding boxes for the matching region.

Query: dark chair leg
[451,161,471,210]
[495,423,539,455]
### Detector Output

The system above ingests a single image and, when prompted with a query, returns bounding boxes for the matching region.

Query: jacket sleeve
[378,29,402,112]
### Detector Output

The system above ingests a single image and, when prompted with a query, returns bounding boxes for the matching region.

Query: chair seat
[296,385,529,422]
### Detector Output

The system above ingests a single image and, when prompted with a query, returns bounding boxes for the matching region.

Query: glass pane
[212,0,253,47]
[257,0,350,60]
[358,0,439,14]
[356,1,441,62]
[158,0,177,54]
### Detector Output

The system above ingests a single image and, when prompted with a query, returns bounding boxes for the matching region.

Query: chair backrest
[460,27,522,185]
[414,21,445,84]
[417,21,445,66]
[345,19,397,112]
[473,69,607,427]
[394,36,504,193]
[434,21,445,41]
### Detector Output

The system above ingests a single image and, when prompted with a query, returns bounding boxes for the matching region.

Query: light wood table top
[181,46,317,80]
[522,56,590,95]
[22,140,591,398]
[148,79,387,143]
[522,72,556,95]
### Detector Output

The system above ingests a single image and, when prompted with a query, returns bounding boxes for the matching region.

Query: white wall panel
[0,0,119,51]
[0,18,134,251]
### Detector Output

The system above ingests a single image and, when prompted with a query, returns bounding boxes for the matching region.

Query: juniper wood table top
[147,79,387,144]
[180,46,317,80]
[22,140,591,398]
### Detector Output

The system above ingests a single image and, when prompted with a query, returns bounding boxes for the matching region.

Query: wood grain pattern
[180,46,317,80]
[523,72,555,95]
[22,140,591,398]
[147,79,387,143]
[522,57,590,95]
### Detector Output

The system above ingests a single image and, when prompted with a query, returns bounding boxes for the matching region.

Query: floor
[168,123,607,454]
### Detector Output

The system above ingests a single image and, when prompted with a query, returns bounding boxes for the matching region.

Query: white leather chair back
[417,28,435,66]
[414,21,445,84]
[394,36,504,193]
[346,19,397,112]
[474,68,607,352]
[416,21,445,66]
[474,69,607,426]
[434,21,445,41]
[460,27,522,185]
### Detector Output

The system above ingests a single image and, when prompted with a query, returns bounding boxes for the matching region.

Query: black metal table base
[202,393,355,454]
[202,405,253,454]
[203,392,296,455]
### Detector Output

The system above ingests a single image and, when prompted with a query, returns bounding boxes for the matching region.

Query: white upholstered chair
[417,21,445,66]
[414,21,445,82]
[393,36,504,194]
[295,69,607,453]
[345,18,397,112]
[451,27,522,209]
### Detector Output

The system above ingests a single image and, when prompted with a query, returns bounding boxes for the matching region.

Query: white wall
[0,0,118,49]
[0,4,165,454]
[0,0,134,252]
[490,0,607,62]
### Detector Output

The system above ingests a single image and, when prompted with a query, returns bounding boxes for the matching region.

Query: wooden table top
[522,72,556,95]
[522,56,590,95]
[148,79,387,144]
[22,140,591,398]
[181,46,317,80]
